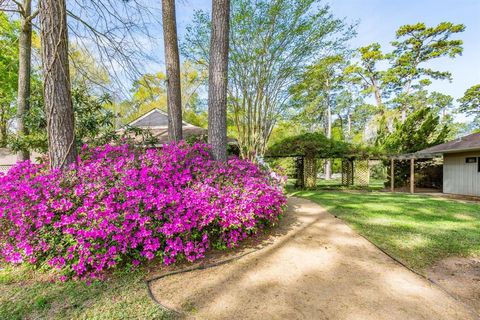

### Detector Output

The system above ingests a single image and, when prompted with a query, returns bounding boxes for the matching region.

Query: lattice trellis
[354,160,370,186]
[0,165,12,173]
[341,159,354,186]
[304,155,317,188]
[295,156,304,189]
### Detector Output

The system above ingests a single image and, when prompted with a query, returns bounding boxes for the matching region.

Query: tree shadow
[150,197,477,319]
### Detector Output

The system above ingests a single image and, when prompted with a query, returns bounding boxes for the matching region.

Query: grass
[315,178,385,190]
[290,189,480,271]
[0,265,173,320]
[3,183,478,318]
[286,177,386,192]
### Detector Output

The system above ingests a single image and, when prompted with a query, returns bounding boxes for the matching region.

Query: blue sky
[153,0,480,119]
[326,0,480,101]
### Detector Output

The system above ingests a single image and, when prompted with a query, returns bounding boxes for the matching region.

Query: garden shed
[390,132,480,197]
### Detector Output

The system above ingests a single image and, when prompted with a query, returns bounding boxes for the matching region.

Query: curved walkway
[150,197,477,319]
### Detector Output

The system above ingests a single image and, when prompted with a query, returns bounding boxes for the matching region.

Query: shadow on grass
[148,197,478,319]
[0,263,175,320]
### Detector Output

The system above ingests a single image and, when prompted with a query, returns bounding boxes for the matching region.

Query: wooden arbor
[266,132,379,189]
[389,152,439,194]
[341,158,371,187]
[273,155,372,189]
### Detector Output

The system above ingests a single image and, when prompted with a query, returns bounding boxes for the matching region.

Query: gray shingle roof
[417,132,480,154]
[130,109,169,127]
[120,108,237,145]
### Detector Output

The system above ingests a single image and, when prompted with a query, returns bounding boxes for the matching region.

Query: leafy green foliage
[344,43,387,107]
[122,62,207,127]
[267,132,351,157]
[390,22,465,86]
[0,13,120,154]
[344,22,465,140]
[377,106,449,187]
[458,84,480,128]
[183,0,354,158]
[0,12,20,146]
[348,22,464,106]
[289,55,346,132]
[73,87,116,144]
[378,106,449,154]
[10,86,117,152]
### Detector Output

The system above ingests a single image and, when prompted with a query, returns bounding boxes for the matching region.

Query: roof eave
[435,147,480,154]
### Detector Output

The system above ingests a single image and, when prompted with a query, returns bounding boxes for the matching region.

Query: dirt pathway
[150,197,478,319]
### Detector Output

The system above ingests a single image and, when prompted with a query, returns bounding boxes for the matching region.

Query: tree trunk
[0,107,7,147]
[324,159,332,180]
[347,113,352,140]
[295,156,304,189]
[401,108,407,122]
[16,0,33,161]
[374,87,382,108]
[324,79,332,180]
[0,127,6,147]
[39,0,77,169]
[161,0,182,142]
[208,0,230,162]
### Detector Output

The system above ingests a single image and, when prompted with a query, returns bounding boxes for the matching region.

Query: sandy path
[150,197,478,319]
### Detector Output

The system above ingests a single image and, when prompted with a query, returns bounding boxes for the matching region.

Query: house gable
[129,109,169,128]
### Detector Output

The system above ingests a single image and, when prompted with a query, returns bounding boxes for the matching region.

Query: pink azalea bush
[0,142,286,280]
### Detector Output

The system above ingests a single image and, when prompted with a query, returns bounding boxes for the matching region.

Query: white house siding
[443,152,480,196]
[0,148,43,174]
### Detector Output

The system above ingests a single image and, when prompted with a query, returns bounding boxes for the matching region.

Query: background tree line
[0,0,230,166]
[0,0,478,170]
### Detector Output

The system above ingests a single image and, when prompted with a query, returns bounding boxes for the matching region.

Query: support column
[304,155,317,189]
[410,158,415,194]
[390,158,394,192]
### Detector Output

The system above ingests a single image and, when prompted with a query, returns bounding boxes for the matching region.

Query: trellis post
[341,158,354,186]
[295,156,305,189]
[390,158,394,192]
[410,158,415,194]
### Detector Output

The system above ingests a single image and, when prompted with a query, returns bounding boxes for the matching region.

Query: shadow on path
[150,197,477,320]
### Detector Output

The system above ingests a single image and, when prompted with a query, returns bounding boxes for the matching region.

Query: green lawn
[315,178,385,190]
[290,190,480,271]
[286,177,386,191]
[3,190,479,318]
[0,266,172,320]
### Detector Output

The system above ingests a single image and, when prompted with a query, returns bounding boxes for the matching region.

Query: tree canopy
[0,12,19,146]
[378,106,450,155]
[458,84,480,129]
[267,132,351,158]
[183,0,354,159]
[0,1,477,175]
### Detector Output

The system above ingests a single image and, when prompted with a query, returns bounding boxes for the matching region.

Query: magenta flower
[0,142,286,280]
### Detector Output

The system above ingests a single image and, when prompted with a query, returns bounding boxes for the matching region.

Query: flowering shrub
[0,142,286,280]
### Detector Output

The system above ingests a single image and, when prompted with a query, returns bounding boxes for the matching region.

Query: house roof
[119,108,236,145]
[128,108,195,129]
[389,132,480,160]
[417,132,480,155]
